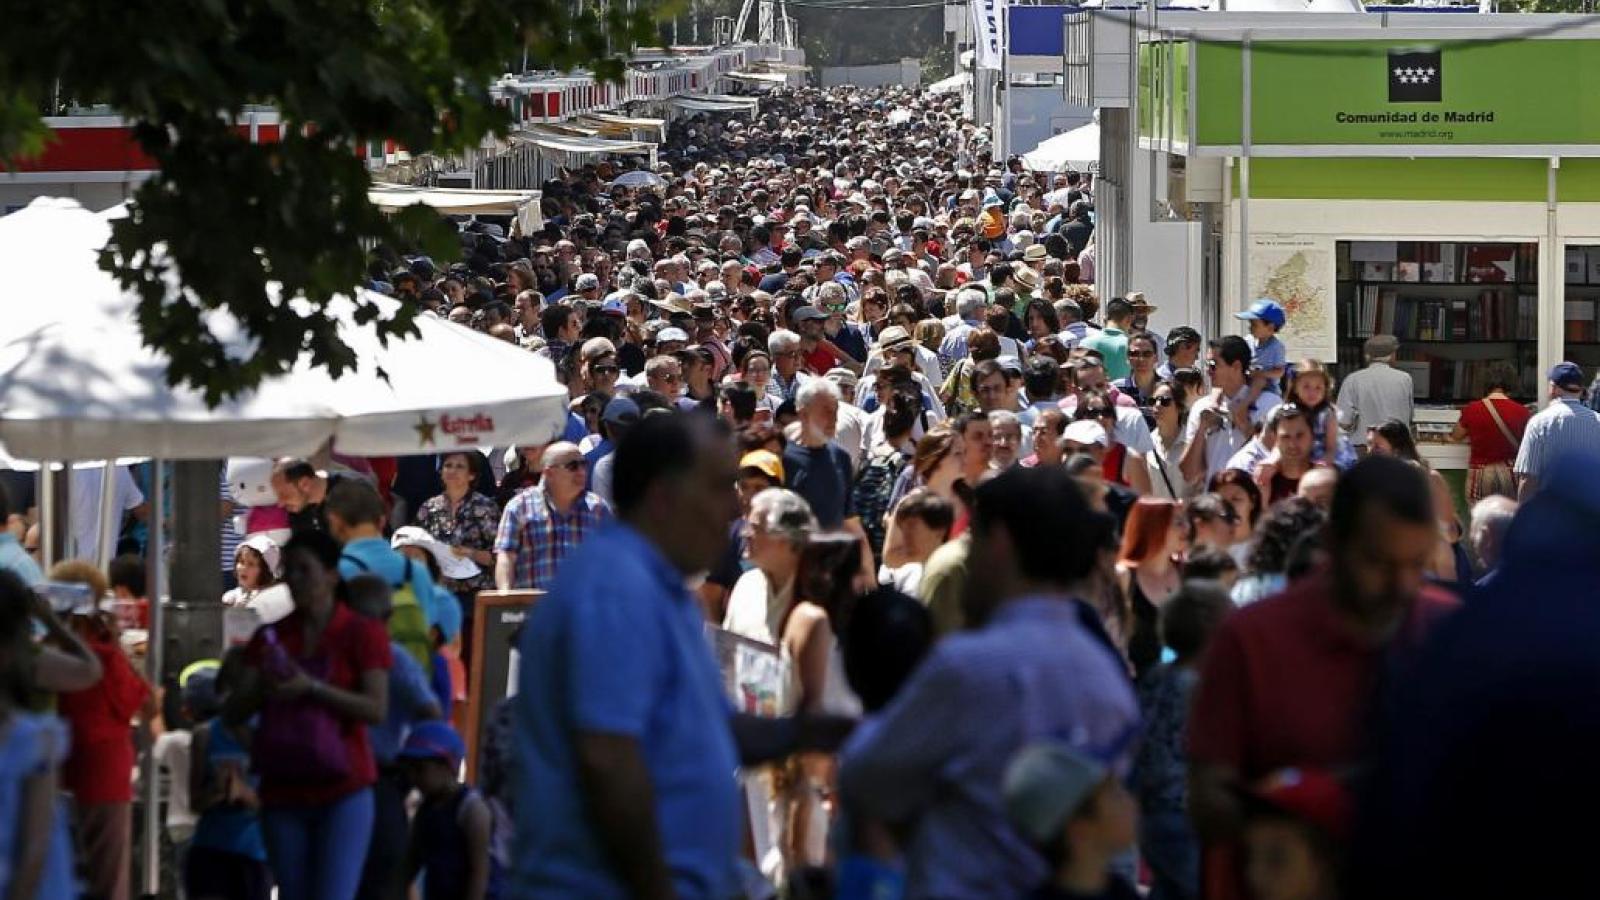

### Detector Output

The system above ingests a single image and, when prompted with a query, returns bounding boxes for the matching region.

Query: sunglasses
[591,364,620,375]
[1152,395,1176,407]
[551,459,586,473]
[1128,350,1156,359]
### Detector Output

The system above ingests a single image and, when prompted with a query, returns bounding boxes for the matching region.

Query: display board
[1176,39,1600,150]
[464,590,541,783]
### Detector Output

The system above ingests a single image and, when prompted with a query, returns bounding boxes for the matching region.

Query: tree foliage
[0,0,664,403]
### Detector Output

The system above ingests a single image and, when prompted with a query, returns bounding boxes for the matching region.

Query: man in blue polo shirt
[512,414,743,899]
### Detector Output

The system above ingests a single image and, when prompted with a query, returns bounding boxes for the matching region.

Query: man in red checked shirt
[793,306,863,377]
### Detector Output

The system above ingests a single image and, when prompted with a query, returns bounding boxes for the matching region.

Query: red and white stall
[0,108,283,213]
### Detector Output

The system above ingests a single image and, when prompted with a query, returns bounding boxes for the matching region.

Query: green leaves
[0,0,664,404]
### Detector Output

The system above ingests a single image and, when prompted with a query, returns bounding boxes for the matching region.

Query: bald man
[493,441,613,591]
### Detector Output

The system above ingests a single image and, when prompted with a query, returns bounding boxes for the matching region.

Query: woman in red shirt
[1450,368,1532,506]
[227,530,389,900]
[50,560,152,900]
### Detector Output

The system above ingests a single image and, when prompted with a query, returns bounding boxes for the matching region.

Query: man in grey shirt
[1337,334,1415,449]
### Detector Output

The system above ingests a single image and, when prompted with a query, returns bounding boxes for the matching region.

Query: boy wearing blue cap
[402,720,503,900]
[1236,299,1289,409]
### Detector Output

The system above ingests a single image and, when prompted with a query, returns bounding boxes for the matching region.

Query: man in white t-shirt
[70,465,146,563]
[1181,336,1280,486]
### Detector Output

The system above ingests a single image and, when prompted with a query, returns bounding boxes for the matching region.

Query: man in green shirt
[1081,296,1133,381]
[919,531,971,636]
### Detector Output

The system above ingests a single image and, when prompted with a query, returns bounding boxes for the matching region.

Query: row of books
[1334,346,1538,401]
[1340,286,1537,341]
[1338,241,1535,285]
[1567,299,1600,342]
[1565,248,1600,285]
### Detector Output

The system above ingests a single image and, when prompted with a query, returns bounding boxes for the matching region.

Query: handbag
[1473,399,1521,501]
[251,629,351,783]
[1481,398,1521,453]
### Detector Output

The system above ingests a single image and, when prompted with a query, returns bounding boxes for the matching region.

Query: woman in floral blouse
[414,452,500,605]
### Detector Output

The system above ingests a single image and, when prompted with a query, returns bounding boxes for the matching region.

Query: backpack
[342,554,433,671]
[850,445,912,565]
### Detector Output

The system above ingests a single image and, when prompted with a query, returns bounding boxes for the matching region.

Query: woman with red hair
[1115,498,1186,679]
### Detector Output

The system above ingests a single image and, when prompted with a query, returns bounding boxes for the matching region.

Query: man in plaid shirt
[494,441,612,591]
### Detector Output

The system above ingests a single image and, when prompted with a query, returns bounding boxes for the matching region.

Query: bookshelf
[1563,246,1600,386]
[1335,240,1539,406]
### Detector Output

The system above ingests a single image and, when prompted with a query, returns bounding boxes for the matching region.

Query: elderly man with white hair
[768,329,812,404]
[937,287,991,378]
[783,379,855,530]
[1469,495,1518,587]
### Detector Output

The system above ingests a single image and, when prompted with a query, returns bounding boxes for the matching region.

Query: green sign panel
[1190,39,1600,147]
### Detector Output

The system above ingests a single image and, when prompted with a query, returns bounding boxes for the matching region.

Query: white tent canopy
[368,184,544,232]
[928,71,969,95]
[669,93,760,114]
[579,112,667,141]
[514,126,656,158]
[726,71,789,85]
[1021,121,1100,174]
[0,198,570,460]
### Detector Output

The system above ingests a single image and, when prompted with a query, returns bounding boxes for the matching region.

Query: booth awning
[368,184,545,232]
[580,112,668,140]
[726,70,789,85]
[540,121,601,137]
[514,127,656,157]
[669,94,760,114]
[755,61,809,73]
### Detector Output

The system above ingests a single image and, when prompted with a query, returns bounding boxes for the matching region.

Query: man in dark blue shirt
[782,380,854,529]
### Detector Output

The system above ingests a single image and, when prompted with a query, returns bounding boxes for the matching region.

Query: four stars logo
[1388,50,1443,103]
[1391,66,1436,86]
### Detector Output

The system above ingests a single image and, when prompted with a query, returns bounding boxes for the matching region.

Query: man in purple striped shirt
[839,466,1141,900]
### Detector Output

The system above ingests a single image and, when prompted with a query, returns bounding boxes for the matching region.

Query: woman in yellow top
[977,194,1007,241]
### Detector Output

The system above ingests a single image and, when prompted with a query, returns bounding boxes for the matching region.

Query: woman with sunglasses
[1146,381,1194,500]
[1077,389,1153,496]
[1206,469,1263,567]
[1183,493,1241,555]
[576,339,621,397]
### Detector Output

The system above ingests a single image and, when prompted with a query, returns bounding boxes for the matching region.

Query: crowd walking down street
[3,82,1599,900]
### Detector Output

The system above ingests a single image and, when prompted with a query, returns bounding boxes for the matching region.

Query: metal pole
[1546,157,1561,408]
[141,459,166,898]
[50,463,71,565]
[37,465,55,570]
[1238,34,1252,314]
[96,461,118,570]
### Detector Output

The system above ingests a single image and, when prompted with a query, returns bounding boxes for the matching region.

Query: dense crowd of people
[0,82,1597,900]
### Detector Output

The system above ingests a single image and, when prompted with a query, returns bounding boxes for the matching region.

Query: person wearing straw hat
[1009,265,1041,322]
